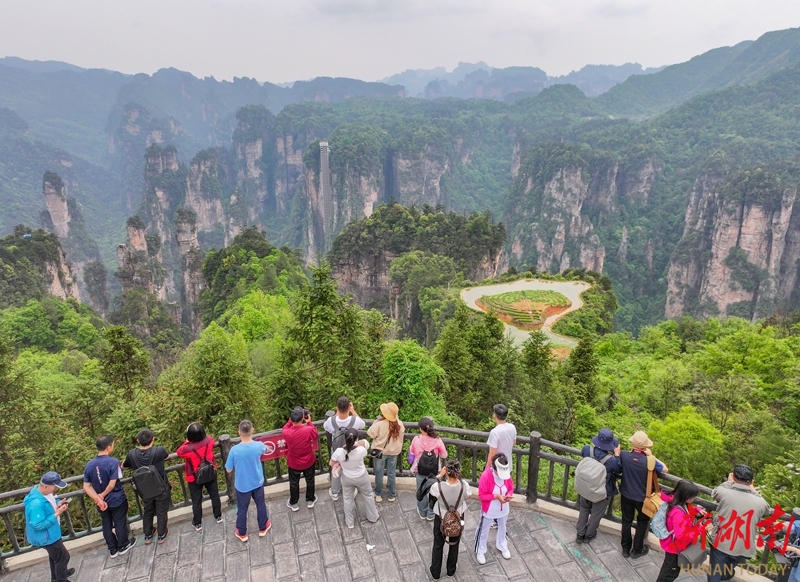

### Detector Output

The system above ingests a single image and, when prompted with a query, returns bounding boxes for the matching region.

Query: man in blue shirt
[83,435,136,557]
[225,420,270,542]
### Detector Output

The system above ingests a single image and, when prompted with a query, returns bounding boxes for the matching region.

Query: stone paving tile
[7,488,694,582]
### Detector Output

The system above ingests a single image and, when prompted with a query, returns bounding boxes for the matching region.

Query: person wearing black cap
[575,428,622,544]
[24,471,75,582]
[707,464,771,582]
[282,406,319,511]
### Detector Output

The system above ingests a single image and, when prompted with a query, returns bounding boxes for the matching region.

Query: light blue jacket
[24,487,62,547]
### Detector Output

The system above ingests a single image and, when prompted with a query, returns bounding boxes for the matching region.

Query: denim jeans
[235,486,268,535]
[416,473,434,518]
[707,546,746,582]
[373,454,397,498]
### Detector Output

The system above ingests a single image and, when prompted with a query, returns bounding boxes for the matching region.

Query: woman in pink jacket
[655,479,707,582]
[474,453,514,564]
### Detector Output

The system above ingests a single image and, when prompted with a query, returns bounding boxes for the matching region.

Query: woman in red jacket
[177,422,223,531]
[655,479,706,582]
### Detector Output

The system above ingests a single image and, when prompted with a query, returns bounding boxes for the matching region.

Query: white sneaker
[329,489,339,501]
[476,552,486,565]
[501,548,511,559]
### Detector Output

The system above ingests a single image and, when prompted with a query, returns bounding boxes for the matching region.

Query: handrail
[0,419,754,570]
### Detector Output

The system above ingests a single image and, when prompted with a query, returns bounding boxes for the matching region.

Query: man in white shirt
[323,396,365,501]
[487,403,517,471]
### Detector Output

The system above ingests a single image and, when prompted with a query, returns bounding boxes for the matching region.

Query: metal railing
[0,419,752,571]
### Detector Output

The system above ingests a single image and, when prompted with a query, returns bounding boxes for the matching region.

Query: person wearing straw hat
[576,428,622,544]
[619,430,669,559]
[367,402,405,503]
[24,471,75,582]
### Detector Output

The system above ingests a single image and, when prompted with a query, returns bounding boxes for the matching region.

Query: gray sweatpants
[341,471,380,527]
[576,495,610,539]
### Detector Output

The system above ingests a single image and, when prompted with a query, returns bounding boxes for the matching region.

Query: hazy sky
[1,0,799,82]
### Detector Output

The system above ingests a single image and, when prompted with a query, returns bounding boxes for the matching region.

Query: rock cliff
[40,171,108,314]
[174,209,204,333]
[665,167,800,321]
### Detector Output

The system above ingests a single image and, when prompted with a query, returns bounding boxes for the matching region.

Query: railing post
[324,410,334,476]
[527,431,541,503]
[218,434,236,506]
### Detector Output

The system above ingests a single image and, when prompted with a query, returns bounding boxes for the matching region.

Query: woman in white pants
[475,453,514,564]
[329,428,380,528]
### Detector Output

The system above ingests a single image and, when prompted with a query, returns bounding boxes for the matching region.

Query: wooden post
[218,434,236,506]
[527,431,541,504]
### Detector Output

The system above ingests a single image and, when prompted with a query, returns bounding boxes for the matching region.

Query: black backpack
[190,439,217,485]
[132,449,168,500]
[418,449,439,477]
[330,416,357,451]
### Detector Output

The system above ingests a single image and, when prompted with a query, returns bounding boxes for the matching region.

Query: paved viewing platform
[3,483,709,582]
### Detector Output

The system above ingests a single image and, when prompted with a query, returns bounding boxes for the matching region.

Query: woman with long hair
[429,459,470,579]
[475,453,514,564]
[329,428,380,528]
[409,417,448,520]
[176,422,222,531]
[367,402,405,502]
[655,479,708,582]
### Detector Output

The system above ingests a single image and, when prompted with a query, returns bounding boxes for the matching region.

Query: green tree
[375,340,451,423]
[271,264,387,422]
[563,336,599,404]
[99,326,150,400]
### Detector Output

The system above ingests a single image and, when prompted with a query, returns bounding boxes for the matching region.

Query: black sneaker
[630,546,650,559]
[585,535,596,543]
[109,548,119,558]
[118,538,137,555]
[621,548,631,558]
[576,534,586,544]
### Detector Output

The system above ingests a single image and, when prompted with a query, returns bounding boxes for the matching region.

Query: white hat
[494,458,511,480]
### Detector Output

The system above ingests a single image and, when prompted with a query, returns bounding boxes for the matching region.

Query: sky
[1,0,799,83]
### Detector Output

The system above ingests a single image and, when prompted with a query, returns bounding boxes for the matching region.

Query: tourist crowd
[23,398,791,582]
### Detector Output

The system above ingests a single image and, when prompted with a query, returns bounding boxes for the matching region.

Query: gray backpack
[330,416,357,451]
[574,445,611,503]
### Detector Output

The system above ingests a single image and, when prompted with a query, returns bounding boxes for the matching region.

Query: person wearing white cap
[474,453,515,564]
[24,471,75,582]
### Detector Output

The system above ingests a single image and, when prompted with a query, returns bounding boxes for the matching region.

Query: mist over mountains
[4,26,800,332]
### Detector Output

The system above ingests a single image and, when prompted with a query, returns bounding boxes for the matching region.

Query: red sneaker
[235,529,248,542]
[258,520,272,537]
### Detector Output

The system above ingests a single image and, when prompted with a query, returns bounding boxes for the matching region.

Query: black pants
[430,514,462,579]
[141,487,171,537]
[188,479,222,526]
[288,463,316,505]
[620,495,650,553]
[43,538,70,582]
[100,499,129,552]
[655,551,679,582]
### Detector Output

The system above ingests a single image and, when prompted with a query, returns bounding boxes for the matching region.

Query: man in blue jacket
[24,471,74,582]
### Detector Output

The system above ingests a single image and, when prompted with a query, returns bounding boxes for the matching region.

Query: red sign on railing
[254,434,320,462]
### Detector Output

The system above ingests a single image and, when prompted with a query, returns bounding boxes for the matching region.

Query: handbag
[641,456,662,518]
[678,539,709,566]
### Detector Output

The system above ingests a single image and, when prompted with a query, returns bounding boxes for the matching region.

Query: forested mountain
[3,26,800,334]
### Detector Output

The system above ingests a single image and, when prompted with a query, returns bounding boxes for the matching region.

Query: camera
[369,449,383,459]
[303,408,310,419]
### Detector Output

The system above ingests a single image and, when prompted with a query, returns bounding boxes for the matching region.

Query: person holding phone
[24,471,75,582]
[282,406,320,511]
[474,453,514,564]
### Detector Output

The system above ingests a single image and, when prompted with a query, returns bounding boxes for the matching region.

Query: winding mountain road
[460,279,591,347]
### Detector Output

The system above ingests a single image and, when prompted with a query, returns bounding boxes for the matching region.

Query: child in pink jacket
[474,453,514,564]
[655,479,708,582]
